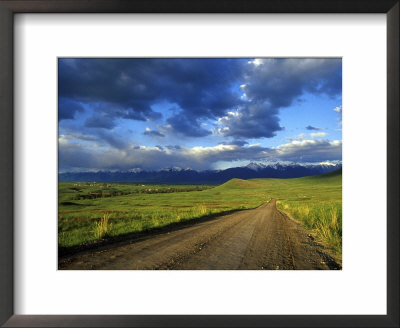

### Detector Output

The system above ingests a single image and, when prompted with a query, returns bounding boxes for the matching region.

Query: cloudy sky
[58,58,342,172]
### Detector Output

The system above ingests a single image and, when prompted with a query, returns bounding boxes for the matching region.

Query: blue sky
[58,58,342,172]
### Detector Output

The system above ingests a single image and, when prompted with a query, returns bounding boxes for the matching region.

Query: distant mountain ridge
[59,162,342,184]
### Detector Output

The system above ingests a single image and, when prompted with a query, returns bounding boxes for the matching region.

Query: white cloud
[333,105,342,113]
[271,139,342,162]
[59,137,342,172]
[310,132,327,138]
[247,58,264,66]
[58,135,69,146]
[287,133,307,142]
[333,105,342,126]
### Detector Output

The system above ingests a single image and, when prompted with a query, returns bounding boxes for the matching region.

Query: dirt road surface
[59,200,341,270]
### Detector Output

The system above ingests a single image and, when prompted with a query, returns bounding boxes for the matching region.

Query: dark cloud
[59,137,342,172]
[306,125,322,131]
[59,58,341,139]
[58,139,99,170]
[242,59,342,106]
[166,114,211,137]
[59,125,128,150]
[59,59,160,121]
[83,103,162,130]
[58,58,342,171]
[63,129,128,150]
[58,97,85,121]
[85,113,116,129]
[217,102,284,139]
[143,129,165,138]
[61,133,97,142]
[94,130,128,150]
[217,58,341,139]
[166,145,182,150]
[219,140,248,146]
[59,58,243,135]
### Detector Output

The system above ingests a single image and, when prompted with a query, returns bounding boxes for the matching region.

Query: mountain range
[59,162,342,184]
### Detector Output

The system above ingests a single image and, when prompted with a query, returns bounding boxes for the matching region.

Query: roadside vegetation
[58,170,342,257]
[274,170,342,255]
[277,201,341,254]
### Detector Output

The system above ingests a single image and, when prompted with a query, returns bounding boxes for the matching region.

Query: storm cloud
[143,128,165,138]
[216,102,283,139]
[59,58,341,139]
[58,58,342,171]
[216,58,341,139]
[59,135,342,172]
[59,58,242,134]
[58,97,85,121]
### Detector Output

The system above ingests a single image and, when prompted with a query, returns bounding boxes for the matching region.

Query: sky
[58,58,342,172]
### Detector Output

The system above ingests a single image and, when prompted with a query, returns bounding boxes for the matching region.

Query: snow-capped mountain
[126,168,142,173]
[245,162,269,171]
[159,166,184,172]
[59,162,342,184]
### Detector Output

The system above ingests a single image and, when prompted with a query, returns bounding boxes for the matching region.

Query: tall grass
[58,203,252,248]
[93,213,112,239]
[277,200,342,254]
[59,173,341,254]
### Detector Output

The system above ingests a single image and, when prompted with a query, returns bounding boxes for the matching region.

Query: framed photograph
[1,0,398,327]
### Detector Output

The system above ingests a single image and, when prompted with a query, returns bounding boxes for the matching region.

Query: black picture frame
[0,0,398,327]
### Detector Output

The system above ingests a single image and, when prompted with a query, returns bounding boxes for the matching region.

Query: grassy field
[274,170,342,254]
[58,169,342,256]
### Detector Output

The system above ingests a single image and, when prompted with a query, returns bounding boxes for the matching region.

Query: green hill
[310,168,342,178]
[59,170,342,256]
[216,178,262,190]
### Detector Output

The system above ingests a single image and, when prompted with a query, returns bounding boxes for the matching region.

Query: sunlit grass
[277,201,342,254]
[93,213,112,239]
[58,170,341,257]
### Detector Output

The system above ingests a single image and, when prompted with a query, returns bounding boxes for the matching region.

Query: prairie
[58,169,342,256]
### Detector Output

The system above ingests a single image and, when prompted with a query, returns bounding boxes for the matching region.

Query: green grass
[277,201,342,254]
[58,170,342,256]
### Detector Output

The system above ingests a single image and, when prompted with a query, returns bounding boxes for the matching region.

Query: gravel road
[59,199,341,270]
